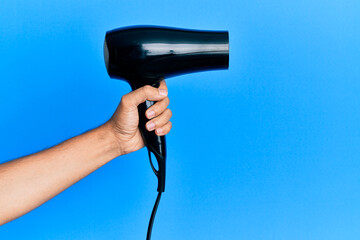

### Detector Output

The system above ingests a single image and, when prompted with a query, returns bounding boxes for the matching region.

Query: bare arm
[0,80,172,225]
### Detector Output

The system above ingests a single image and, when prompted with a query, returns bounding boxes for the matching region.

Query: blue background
[1,0,360,239]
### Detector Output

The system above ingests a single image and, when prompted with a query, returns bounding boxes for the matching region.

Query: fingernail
[147,122,155,131]
[146,110,155,119]
[159,88,168,96]
[156,128,163,135]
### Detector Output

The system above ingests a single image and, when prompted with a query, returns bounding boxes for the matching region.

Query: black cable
[146,191,162,240]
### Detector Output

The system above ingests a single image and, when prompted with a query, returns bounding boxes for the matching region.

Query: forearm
[0,122,121,225]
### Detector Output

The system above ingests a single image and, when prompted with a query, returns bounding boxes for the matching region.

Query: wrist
[99,121,124,158]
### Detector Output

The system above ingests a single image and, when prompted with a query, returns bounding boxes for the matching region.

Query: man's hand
[0,80,173,225]
[107,80,172,155]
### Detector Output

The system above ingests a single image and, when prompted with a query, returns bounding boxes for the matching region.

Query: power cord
[146,191,162,240]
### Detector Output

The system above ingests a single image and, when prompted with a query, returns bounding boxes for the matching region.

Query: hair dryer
[103,25,229,239]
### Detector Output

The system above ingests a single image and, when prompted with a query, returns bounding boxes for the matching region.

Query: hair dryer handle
[137,81,166,193]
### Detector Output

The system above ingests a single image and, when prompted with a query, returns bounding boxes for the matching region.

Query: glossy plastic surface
[104,25,229,192]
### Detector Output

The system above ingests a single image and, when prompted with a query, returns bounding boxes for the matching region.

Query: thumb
[121,84,168,110]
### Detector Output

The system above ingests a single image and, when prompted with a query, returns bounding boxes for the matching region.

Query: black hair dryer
[103,25,229,239]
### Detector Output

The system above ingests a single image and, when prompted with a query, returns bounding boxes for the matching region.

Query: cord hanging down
[146,192,162,240]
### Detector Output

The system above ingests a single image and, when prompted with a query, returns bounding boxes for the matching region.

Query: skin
[0,80,172,226]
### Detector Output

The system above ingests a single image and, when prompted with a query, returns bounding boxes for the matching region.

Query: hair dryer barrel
[104,26,229,87]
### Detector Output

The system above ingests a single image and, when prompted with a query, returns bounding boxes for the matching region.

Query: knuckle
[141,86,147,96]
[121,95,129,106]
[143,85,153,95]
[166,108,172,118]
[152,104,163,115]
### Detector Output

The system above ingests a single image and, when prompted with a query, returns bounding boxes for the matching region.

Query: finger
[158,79,168,92]
[155,121,172,136]
[145,96,170,119]
[121,84,168,110]
[146,108,172,131]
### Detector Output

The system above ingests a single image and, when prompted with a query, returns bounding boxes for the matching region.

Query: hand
[0,82,172,224]
[107,80,172,155]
